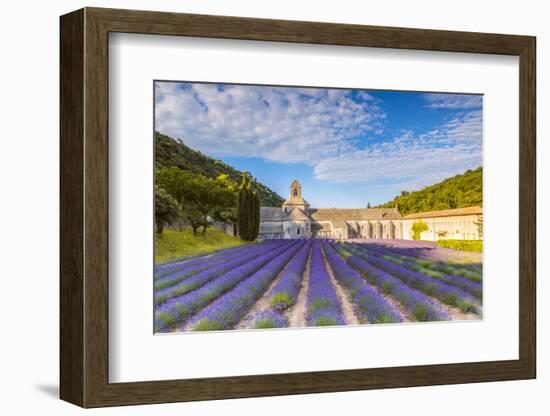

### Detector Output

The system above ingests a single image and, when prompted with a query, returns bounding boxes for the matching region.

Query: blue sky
[155,81,482,207]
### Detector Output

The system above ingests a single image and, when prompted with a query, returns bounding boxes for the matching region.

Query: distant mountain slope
[155,132,285,207]
[377,167,482,216]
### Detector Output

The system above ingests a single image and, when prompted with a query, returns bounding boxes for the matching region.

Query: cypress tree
[246,183,252,240]
[237,173,260,241]
[238,175,249,240]
[251,191,260,240]
[247,188,255,240]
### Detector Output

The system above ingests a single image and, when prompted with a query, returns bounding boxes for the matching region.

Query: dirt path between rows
[438,301,480,321]
[177,244,296,332]
[320,246,360,326]
[233,244,304,330]
[344,243,479,322]
[369,283,412,322]
[286,245,313,327]
[368,279,478,322]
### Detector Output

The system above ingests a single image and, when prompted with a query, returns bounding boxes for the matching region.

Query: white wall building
[401,207,483,241]
[259,180,482,241]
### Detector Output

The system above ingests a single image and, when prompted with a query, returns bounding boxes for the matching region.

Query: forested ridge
[377,167,482,215]
[155,132,284,207]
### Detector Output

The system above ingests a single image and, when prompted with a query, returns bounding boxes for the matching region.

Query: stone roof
[283,197,310,207]
[404,206,482,220]
[312,221,333,232]
[283,196,309,208]
[260,207,286,221]
[260,206,403,230]
[287,208,311,221]
[310,208,402,229]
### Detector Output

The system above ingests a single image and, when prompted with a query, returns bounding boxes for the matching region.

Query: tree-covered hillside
[155,132,285,207]
[377,167,482,215]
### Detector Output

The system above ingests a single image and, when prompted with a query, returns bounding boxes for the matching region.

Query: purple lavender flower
[384,248,482,282]
[350,244,482,299]
[305,242,346,327]
[331,245,451,321]
[154,240,300,332]
[154,240,293,305]
[307,309,346,327]
[155,257,229,291]
[267,240,312,311]
[154,240,281,291]
[248,310,288,329]
[342,243,481,315]
[154,243,255,278]
[351,240,482,281]
[190,241,305,331]
[322,241,404,324]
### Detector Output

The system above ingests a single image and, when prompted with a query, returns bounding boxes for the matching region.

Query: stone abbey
[259,180,482,241]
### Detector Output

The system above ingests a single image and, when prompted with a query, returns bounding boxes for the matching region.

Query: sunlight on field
[154,239,483,333]
[155,228,249,263]
[437,240,483,253]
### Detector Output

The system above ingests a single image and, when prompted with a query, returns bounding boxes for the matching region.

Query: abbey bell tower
[282,179,310,212]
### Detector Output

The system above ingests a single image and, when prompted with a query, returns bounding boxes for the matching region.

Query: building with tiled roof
[401,206,483,241]
[404,206,483,220]
[260,180,404,239]
[259,180,482,241]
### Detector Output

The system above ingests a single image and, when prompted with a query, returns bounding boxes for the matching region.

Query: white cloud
[313,110,482,192]
[155,82,385,164]
[155,82,482,194]
[423,93,483,109]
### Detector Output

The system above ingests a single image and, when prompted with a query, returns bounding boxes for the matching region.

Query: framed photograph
[60,7,536,407]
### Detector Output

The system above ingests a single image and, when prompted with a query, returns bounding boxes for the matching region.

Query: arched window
[297,228,300,235]
[293,189,298,196]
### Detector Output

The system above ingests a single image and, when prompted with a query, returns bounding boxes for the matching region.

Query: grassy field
[155,227,249,263]
[436,239,483,253]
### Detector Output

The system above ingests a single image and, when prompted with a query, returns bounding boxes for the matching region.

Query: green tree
[238,174,260,241]
[154,185,180,234]
[251,190,260,240]
[155,131,284,206]
[376,167,482,215]
[411,221,429,240]
[238,174,251,240]
[210,174,238,227]
[156,167,236,235]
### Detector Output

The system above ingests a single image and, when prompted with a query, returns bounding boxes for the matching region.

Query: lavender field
[154,239,482,333]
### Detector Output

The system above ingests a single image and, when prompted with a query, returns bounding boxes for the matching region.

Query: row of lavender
[338,242,481,315]
[321,241,405,323]
[305,242,346,326]
[154,240,289,305]
[154,238,482,332]
[155,240,299,331]
[154,243,255,279]
[188,241,307,331]
[355,243,482,281]
[329,243,451,321]
[245,240,313,329]
[355,243,482,284]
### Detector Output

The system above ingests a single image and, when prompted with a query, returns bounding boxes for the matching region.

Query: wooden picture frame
[60,7,536,408]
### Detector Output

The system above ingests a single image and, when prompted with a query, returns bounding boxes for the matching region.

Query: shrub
[411,221,429,240]
[437,240,483,252]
